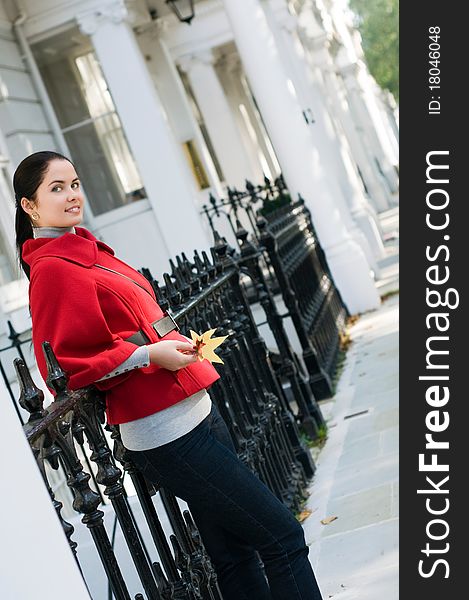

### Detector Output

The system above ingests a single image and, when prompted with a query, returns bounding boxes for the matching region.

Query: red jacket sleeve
[30,259,141,392]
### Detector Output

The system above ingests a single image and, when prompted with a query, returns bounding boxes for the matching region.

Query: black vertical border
[400,3,465,597]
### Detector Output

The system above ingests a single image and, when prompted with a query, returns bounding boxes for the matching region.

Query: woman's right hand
[147,340,198,371]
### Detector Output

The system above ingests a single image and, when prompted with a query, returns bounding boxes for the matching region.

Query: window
[33,29,145,216]
[178,68,225,183]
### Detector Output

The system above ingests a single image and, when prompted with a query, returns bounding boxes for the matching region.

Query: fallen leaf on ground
[320,515,338,525]
[297,509,314,522]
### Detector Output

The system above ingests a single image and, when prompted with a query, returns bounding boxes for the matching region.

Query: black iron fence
[1,179,352,598]
[1,319,34,424]
[256,197,347,399]
[5,229,324,599]
[201,177,348,399]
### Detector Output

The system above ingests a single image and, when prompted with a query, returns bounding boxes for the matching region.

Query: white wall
[0,23,57,165]
[92,198,174,281]
[0,378,91,599]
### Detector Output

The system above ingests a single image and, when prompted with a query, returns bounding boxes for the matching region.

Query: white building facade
[0,0,398,324]
[0,1,398,595]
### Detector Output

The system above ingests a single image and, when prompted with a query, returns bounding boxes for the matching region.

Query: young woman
[15,150,323,600]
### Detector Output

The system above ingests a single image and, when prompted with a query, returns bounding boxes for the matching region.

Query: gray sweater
[32,225,212,450]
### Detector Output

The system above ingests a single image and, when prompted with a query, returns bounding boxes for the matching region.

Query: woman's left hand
[179,334,197,355]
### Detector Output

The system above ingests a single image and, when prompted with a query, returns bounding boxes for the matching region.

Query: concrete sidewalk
[303,207,399,599]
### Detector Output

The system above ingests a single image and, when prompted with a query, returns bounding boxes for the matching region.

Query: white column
[294,2,390,211]
[178,51,258,188]
[264,3,385,267]
[376,85,399,159]
[216,53,277,181]
[339,60,399,195]
[0,382,91,599]
[326,0,399,194]
[383,89,399,138]
[222,0,379,313]
[304,61,387,261]
[138,29,224,200]
[77,2,211,260]
[303,22,393,213]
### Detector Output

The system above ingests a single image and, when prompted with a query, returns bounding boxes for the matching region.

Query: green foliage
[301,424,328,449]
[349,0,399,101]
[310,424,328,447]
[259,192,292,216]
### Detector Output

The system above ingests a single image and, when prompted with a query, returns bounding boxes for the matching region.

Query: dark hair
[14,151,72,280]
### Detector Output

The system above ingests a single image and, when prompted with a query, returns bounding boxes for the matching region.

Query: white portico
[0,0,398,322]
[220,0,380,313]
[263,0,385,271]
[77,4,212,260]
[177,50,259,189]
[296,0,398,212]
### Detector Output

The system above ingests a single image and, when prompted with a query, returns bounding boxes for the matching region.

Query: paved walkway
[303,207,399,600]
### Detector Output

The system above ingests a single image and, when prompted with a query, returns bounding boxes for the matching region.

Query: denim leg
[185,407,272,600]
[188,504,271,600]
[129,404,323,600]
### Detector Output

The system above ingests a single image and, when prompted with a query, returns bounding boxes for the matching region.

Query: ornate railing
[141,233,319,475]
[9,235,321,599]
[201,177,348,399]
[256,197,348,398]
[17,349,219,600]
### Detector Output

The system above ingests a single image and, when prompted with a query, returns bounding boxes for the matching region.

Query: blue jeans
[127,402,323,600]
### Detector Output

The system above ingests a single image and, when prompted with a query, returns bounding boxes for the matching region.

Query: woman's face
[21,159,85,228]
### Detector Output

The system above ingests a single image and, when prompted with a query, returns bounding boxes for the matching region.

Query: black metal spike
[193,250,203,272]
[176,255,184,272]
[7,320,20,346]
[152,277,166,306]
[169,258,178,276]
[235,220,258,257]
[163,272,181,307]
[212,229,226,254]
[201,249,211,268]
[209,192,220,216]
[209,247,222,272]
[201,250,216,280]
[245,179,254,193]
[14,358,46,420]
[222,236,237,258]
[42,341,68,395]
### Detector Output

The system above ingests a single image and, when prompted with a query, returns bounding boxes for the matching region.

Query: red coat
[22,227,221,424]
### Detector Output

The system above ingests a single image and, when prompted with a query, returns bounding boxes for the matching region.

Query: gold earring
[31,212,40,221]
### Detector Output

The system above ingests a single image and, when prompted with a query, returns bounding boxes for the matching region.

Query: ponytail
[15,202,34,281]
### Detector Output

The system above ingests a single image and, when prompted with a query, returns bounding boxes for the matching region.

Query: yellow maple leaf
[189,328,228,364]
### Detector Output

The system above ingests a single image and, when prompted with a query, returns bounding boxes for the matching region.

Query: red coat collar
[22,226,115,269]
